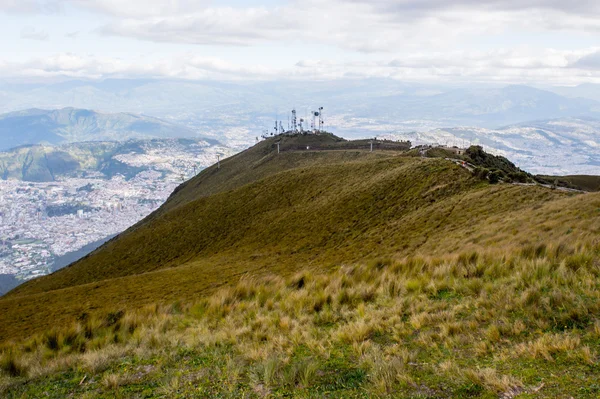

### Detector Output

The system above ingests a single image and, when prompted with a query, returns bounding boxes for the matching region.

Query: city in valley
[0,138,235,281]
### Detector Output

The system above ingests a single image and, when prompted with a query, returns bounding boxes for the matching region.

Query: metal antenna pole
[292,109,297,132]
[318,107,324,132]
[277,142,280,154]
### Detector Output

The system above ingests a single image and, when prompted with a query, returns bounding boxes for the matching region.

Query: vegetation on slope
[424,145,532,184]
[2,243,600,398]
[1,133,600,397]
[4,134,600,343]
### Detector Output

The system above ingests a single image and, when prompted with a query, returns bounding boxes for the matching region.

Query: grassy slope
[3,134,600,342]
[2,135,600,397]
[2,245,600,398]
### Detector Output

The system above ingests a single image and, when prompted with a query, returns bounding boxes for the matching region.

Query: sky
[2,0,600,85]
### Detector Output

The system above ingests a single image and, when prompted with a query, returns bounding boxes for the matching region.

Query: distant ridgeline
[0,107,198,151]
[0,138,220,182]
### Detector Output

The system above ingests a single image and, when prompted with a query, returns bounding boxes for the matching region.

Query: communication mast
[291,109,297,132]
[318,107,324,132]
[279,121,284,133]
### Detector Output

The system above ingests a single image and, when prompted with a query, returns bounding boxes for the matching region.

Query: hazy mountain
[0,107,199,151]
[1,81,599,174]
[1,80,599,143]
[0,137,228,182]
[396,85,600,126]
[548,83,600,102]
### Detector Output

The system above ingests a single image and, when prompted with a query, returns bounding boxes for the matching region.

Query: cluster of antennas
[267,107,325,137]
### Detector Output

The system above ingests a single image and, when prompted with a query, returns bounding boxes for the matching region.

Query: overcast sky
[2,0,600,85]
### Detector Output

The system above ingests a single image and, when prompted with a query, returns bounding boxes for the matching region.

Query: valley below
[0,138,235,283]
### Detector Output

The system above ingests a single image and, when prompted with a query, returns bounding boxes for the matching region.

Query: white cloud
[87,1,600,55]
[3,1,600,85]
[2,48,600,85]
[5,1,600,51]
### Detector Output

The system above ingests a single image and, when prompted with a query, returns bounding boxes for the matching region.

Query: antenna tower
[291,109,297,132]
[318,107,324,132]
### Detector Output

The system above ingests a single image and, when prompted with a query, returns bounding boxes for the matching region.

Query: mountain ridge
[0,107,199,151]
[0,137,226,182]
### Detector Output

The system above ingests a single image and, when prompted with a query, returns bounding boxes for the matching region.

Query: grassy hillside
[1,133,600,397]
[2,244,600,398]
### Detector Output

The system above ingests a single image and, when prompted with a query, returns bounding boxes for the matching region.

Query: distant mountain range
[0,137,230,182]
[2,79,600,141]
[549,83,600,103]
[0,107,198,151]
[1,80,600,174]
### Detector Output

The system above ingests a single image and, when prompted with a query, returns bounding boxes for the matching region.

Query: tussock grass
[2,244,600,397]
[4,148,600,346]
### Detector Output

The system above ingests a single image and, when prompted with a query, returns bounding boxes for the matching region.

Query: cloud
[99,7,280,46]
[65,31,80,38]
[4,1,600,53]
[20,26,49,40]
[2,48,600,85]
[571,51,600,70]
[89,1,600,53]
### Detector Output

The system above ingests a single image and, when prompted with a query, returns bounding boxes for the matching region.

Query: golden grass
[1,243,600,397]
[2,144,599,344]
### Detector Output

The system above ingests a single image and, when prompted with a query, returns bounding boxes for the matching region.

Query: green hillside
[1,133,600,398]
